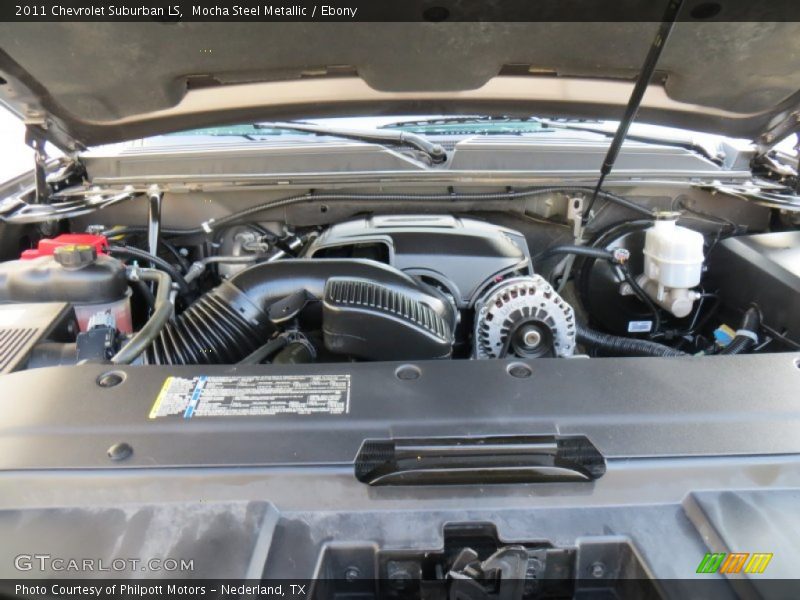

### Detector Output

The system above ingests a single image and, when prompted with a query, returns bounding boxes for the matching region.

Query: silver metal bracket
[147,185,163,258]
[24,125,50,204]
[566,195,585,241]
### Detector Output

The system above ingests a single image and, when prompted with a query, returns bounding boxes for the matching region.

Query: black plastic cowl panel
[323,277,454,360]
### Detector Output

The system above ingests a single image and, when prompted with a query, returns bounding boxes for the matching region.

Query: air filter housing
[323,277,454,360]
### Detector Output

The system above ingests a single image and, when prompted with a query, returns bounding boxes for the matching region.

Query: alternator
[474,276,576,358]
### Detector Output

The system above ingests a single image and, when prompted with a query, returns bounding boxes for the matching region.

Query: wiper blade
[384,115,511,126]
[381,115,552,135]
[355,435,606,485]
[255,121,448,163]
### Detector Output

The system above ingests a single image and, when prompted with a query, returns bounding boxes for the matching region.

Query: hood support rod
[581,0,684,226]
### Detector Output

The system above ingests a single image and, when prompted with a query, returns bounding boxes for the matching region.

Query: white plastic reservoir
[643,219,704,288]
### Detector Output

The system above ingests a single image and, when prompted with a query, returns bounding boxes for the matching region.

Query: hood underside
[1,22,800,150]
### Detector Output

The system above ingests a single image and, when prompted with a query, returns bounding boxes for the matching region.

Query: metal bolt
[612,248,631,264]
[344,566,361,581]
[522,329,542,348]
[387,562,413,590]
[107,442,133,462]
[395,365,421,381]
[507,363,533,378]
[97,371,125,388]
[590,562,606,578]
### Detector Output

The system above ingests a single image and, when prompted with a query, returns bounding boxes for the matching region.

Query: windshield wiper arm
[382,116,720,163]
[582,0,684,226]
[355,435,606,485]
[255,121,448,163]
[542,121,721,164]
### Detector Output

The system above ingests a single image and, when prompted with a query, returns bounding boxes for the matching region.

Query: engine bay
[1,182,798,371]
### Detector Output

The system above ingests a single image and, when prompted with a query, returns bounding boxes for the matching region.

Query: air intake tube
[145,259,455,364]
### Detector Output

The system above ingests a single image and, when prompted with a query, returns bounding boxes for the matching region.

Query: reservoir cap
[54,244,97,270]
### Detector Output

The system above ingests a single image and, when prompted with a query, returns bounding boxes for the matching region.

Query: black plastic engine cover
[323,277,454,360]
[307,215,531,307]
[705,231,800,344]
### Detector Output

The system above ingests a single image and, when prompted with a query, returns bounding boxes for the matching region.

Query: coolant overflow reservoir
[637,217,705,318]
[0,246,132,333]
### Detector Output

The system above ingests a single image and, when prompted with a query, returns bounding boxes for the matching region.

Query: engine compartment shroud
[0,352,798,470]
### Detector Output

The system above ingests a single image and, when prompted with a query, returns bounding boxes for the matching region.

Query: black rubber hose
[720,307,760,355]
[237,336,289,365]
[108,245,190,295]
[158,238,192,272]
[576,322,687,357]
[102,226,195,237]
[103,229,192,272]
[112,269,174,364]
[97,189,652,239]
[620,265,662,334]
[130,278,156,312]
[165,187,654,236]
[534,244,617,265]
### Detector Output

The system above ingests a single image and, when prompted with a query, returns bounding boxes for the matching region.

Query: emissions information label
[149,375,350,419]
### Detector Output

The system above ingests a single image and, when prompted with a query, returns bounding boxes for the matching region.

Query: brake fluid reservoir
[637,216,705,318]
[643,218,704,287]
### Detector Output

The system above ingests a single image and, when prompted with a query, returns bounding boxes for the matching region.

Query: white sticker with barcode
[628,320,653,333]
[149,374,350,419]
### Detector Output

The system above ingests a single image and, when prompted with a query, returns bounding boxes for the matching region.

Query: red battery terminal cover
[21,234,109,260]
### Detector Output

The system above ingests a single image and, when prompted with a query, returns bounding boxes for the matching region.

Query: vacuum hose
[144,259,454,364]
[576,322,687,357]
[108,245,190,295]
